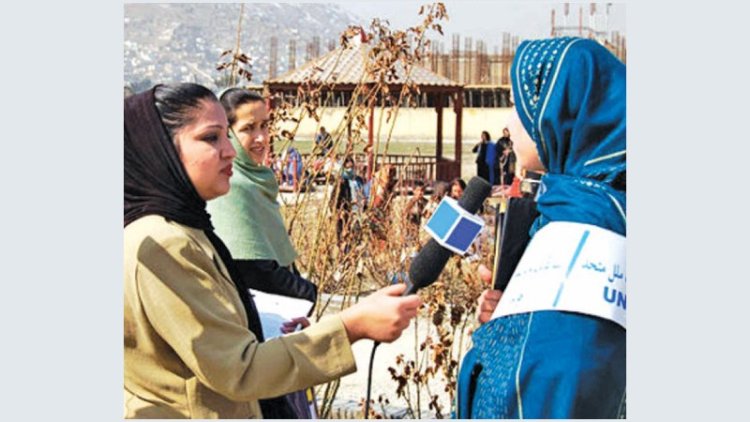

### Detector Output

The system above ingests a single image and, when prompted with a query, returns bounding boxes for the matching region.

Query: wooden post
[436,93,444,161]
[367,105,374,180]
[265,91,274,154]
[454,91,463,179]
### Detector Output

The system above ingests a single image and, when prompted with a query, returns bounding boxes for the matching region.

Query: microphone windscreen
[457,177,492,214]
[407,176,492,291]
[407,239,453,291]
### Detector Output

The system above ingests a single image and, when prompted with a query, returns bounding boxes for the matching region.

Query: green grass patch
[272,140,456,156]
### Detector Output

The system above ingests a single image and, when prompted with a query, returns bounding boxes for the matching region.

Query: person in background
[368,164,399,243]
[403,181,428,244]
[490,127,512,186]
[498,137,517,187]
[333,156,366,243]
[314,126,333,156]
[472,131,492,182]
[422,180,449,221]
[124,83,421,419]
[404,181,427,226]
[497,127,512,149]
[370,164,398,210]
[268,152,283,183]
[460,37,626,419]
[449,177,466,200]
[281,139,303,188]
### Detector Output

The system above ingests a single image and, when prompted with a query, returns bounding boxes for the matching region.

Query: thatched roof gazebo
[265,37,464,183]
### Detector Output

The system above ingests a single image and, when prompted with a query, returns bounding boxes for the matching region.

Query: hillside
[124,3,363,92]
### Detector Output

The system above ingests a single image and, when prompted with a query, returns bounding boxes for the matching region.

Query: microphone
[406,176,492,294]
[366,177,490,419]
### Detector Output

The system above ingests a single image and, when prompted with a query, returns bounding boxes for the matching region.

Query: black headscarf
[124,87,265,341]
[125,87,299,417]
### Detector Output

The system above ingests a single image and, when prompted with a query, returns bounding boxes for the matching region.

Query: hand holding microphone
[340,177,491,345]
[361,177,491,418]
[340,283,421,343]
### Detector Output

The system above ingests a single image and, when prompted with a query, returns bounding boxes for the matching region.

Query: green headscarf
[207,131,298,266]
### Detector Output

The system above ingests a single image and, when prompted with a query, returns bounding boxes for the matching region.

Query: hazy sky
[331,1,626,45]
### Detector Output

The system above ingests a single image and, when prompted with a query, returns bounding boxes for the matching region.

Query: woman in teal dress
[457,37,626,419]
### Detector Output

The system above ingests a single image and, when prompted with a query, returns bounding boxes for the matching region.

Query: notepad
[249,289,315,339]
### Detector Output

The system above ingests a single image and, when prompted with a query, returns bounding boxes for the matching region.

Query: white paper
[249,289,315,339]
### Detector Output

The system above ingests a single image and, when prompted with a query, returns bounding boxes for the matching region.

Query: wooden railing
[300,153,460,184]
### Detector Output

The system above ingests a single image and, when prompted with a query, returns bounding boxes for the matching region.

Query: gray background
[2,0,747,420]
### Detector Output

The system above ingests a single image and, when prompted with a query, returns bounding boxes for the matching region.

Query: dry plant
[272,3,487,418]
[215,2,494,418]
[383,252,490,418]
[215,3,253,88]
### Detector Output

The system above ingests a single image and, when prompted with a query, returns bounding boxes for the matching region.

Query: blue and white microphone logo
[423,197,485,254]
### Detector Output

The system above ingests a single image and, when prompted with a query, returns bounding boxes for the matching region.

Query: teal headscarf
[511,37,626,236]
[207,131,298,266]
[457,39,627,420]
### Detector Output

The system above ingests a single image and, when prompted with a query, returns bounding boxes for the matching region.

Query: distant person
[281,139,303,188]
[267,152,283,182]
[498,137,517,186]
[449,177,466,200]
[333,156,366,242]
[498,127,512,148]
[403,181,427,226]
[370,164,397,210]
[459,37,626,419]
[422,181,449,221]
[369,164,398,242]
[314,126,333,156]
[496,127,513,185]
[124,83,421,418]
[472,131,492,182]
[403,181,428,243]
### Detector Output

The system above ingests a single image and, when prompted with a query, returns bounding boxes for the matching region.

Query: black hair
[432,181,449,199]
[481,130,491,141]
[450,177,467,190]
[153,83,218,140]
[219,88,264,126]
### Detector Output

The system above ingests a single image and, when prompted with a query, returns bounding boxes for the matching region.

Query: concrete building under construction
[264,2,626,109]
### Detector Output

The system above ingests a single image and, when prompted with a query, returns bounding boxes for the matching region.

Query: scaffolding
[551,2,627,62]
[270,3,625,105]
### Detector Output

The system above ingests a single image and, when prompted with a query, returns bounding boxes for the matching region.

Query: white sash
[490,221,626,329]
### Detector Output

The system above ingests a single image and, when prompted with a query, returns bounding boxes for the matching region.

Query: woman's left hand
[280,316,310,334]
[477,264,503,324]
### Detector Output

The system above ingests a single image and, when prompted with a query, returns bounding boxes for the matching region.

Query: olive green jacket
[124,215,356,418]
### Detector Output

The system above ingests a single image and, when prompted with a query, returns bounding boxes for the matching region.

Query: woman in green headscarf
[208,88,317,418]
[208,88,316,305]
